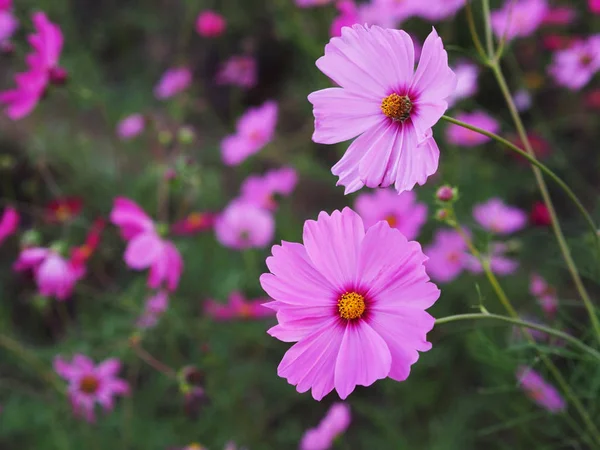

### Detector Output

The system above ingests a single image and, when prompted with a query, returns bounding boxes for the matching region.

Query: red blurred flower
[45,196,83,223]
[530,202,552,227]
[586,89,600,109]
[508,133,551,164]
[171,212,215,236]
[69,218,105,277]
[542,34,575,51]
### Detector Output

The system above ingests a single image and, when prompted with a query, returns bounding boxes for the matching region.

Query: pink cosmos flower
[261,208,440,400]
[195,10,226,38]
[54,354,129,422]
[372,0,423,24]
[309,25,456,194]
[355,2,400,29]
[171,212,216,236]
[424,229,469,283]
[0,9,17,45]
[239,167,298,210]
[14,247,78,300]
[513,89,532,112]
[137,290,169,329]
[530,273,558,319]
[216,55,257,89]
[214,200,275,249]
[0,0,12,9]
[516,366,565,413]
[300,403,351,450]
[0,206,18,245]
[445,111,500,147]
[465,242,519,276]
[354,189,426,240]
[447,62,479,107]
[221,101,278,166]
[549,35,600,90]
[542,6,577,25]
[204,291,274,320]
[110,197,183,292]
[296,0,332,7]
[154,67,192,99]
[416,0,466,22]
[473,198,527,234]
[330,1,358,37]
[491,0,548,41]
[591,0,600,14]
[116,114,145,140]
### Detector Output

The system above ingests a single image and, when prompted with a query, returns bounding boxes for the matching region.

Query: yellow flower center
[79,375,100,394]
[381,93,412,122]
[385,215,397,228]
[337,292,366,320]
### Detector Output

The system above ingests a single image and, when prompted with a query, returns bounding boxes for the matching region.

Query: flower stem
[481,0,494,58]
[465,1,487,61]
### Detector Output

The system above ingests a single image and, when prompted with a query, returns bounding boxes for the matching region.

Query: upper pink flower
[0,206,18,245]
[116,114,145,140]
[214,200,275,249]
[530,273,558,319]
[239,167,298,211]
[0,9,17,44]
[110,197,183,291]
[195,10,226,38]
[137,290,169,329]
[330,1,359,37]
[416,0,465,21]
[591,0,600,14]
[516,366,565,413]
[542,6,577,25]
[261,208,440,400]
[549,35,600,90]
[27,12,64,73]
[154,67,192,99]
[204,291,274,321]
[424,229,469,283]
[54,354,129,422]
[447,62,479,107]
[354,189,427,240]
[221,101,278,166]
[300,403,351,450]
[308,25,456,194]
[491,0,548,41]
[473,198,527,234]
[216,55,257,89]
[446,111,500,147]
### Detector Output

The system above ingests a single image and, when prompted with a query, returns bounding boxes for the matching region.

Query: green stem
[465,1,487,61]
[435,313,600,362]
[481,0,494,58]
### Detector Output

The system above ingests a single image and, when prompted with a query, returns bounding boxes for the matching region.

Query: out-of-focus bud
[21,229,41,248]
[177,126,195,145]
[156,222,169,237]
[530,201,551,227]
[435,209,450,222]
[49,67,69,86]
[435,185,457,203]
[181,365,204,387]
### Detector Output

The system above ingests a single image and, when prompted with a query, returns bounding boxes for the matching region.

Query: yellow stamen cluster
[380,93,412,122]
[337,292,366,320]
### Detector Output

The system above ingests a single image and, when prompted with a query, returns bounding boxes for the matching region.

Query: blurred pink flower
[300,403,351,450]
[0,9,17,44]
[513,89,532,111]
[371,0,422,24]
[549,35,600,90]
[171,212,216,236]
[137,290,169,329]
[417,0,465,21]
[110,197,183,291]
[447,62,479,107]
[216,55,257,89]
[491,0,548,41]
[530,201,551,227]
[54,354,129,422]
[116,114,145,140]
[473,198,527,234]
[195,10,226,37]
[589,0,600,14]
[354,189,427,240]
[154,67,192,99]
[214,200,275,249]
[295,0,332,7]
[204,291,274,320]
[330,1,358,37]
[0,206,18,245]
[424,229,469,283]
[355,2,400,29]
[0,0,12,10]
[516,366,565,413]
[530,273,558,319]
[221,101,278,166]
[261,208,439,400]
[542,6,577,25]
[309,26,455,194]
[446,111,500,147]
[239,166,298,210]
[465,242,519,276]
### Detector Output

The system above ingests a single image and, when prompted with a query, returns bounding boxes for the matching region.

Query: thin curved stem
[465,1,487,61]
[481,0,494,58]
[435,313,600,363]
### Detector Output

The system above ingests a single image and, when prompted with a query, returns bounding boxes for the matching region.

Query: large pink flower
[300,403,351,450]
[473,198,527,234]
[54,354,129,422]
[261,208,440,400]
[549,35,600,91]
[309,25,456,194]
[0,206,18,245]
[424,229,469,283]
[214,200,275,249]
[516,366,565,413]
[491,0,548,41]
[354,189,427,240]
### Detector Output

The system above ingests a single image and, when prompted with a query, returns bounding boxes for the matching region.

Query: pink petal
[357,121,401,189]
[394,132,439,194]
[96,358,121,377]
[124,232,163,269]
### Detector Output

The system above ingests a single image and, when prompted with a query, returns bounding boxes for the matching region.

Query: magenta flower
[542,6,577,25]
[137,290,169,329]
[309,25,456,194]
[447,62,479,107]
[530,273,558,319]
[446,111,500,147]
[473,198,527,234]
[154,67,192,99]
[204,291,274,321]
[516,366,565,413]
[355,2,401,29]
[591,0,600,14]
[214,200,275,250]
[261,208,439,400]
[216,55,257,89]
[54,354,129,422]
[0,0,12,9]
[330,1,358,37]
[417,0,465,21]
[221,101,278,166]
[371,0,423,24]
[171,212,215,236]
[300,403,351,450]
[549,35,600,90]
[465,242,519,276]
[0,206,18,245]
[0,9,17,45]
[239,167,298,211]
[195,10,226,38]
[296,0,332,7]
[110,197,183,292]
[424,229,469,283]
[354,190,427,240]
[116,114,145,140]
[491,0,548,41]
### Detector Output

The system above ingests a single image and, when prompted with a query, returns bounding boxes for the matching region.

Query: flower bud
[436,185,456,202]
